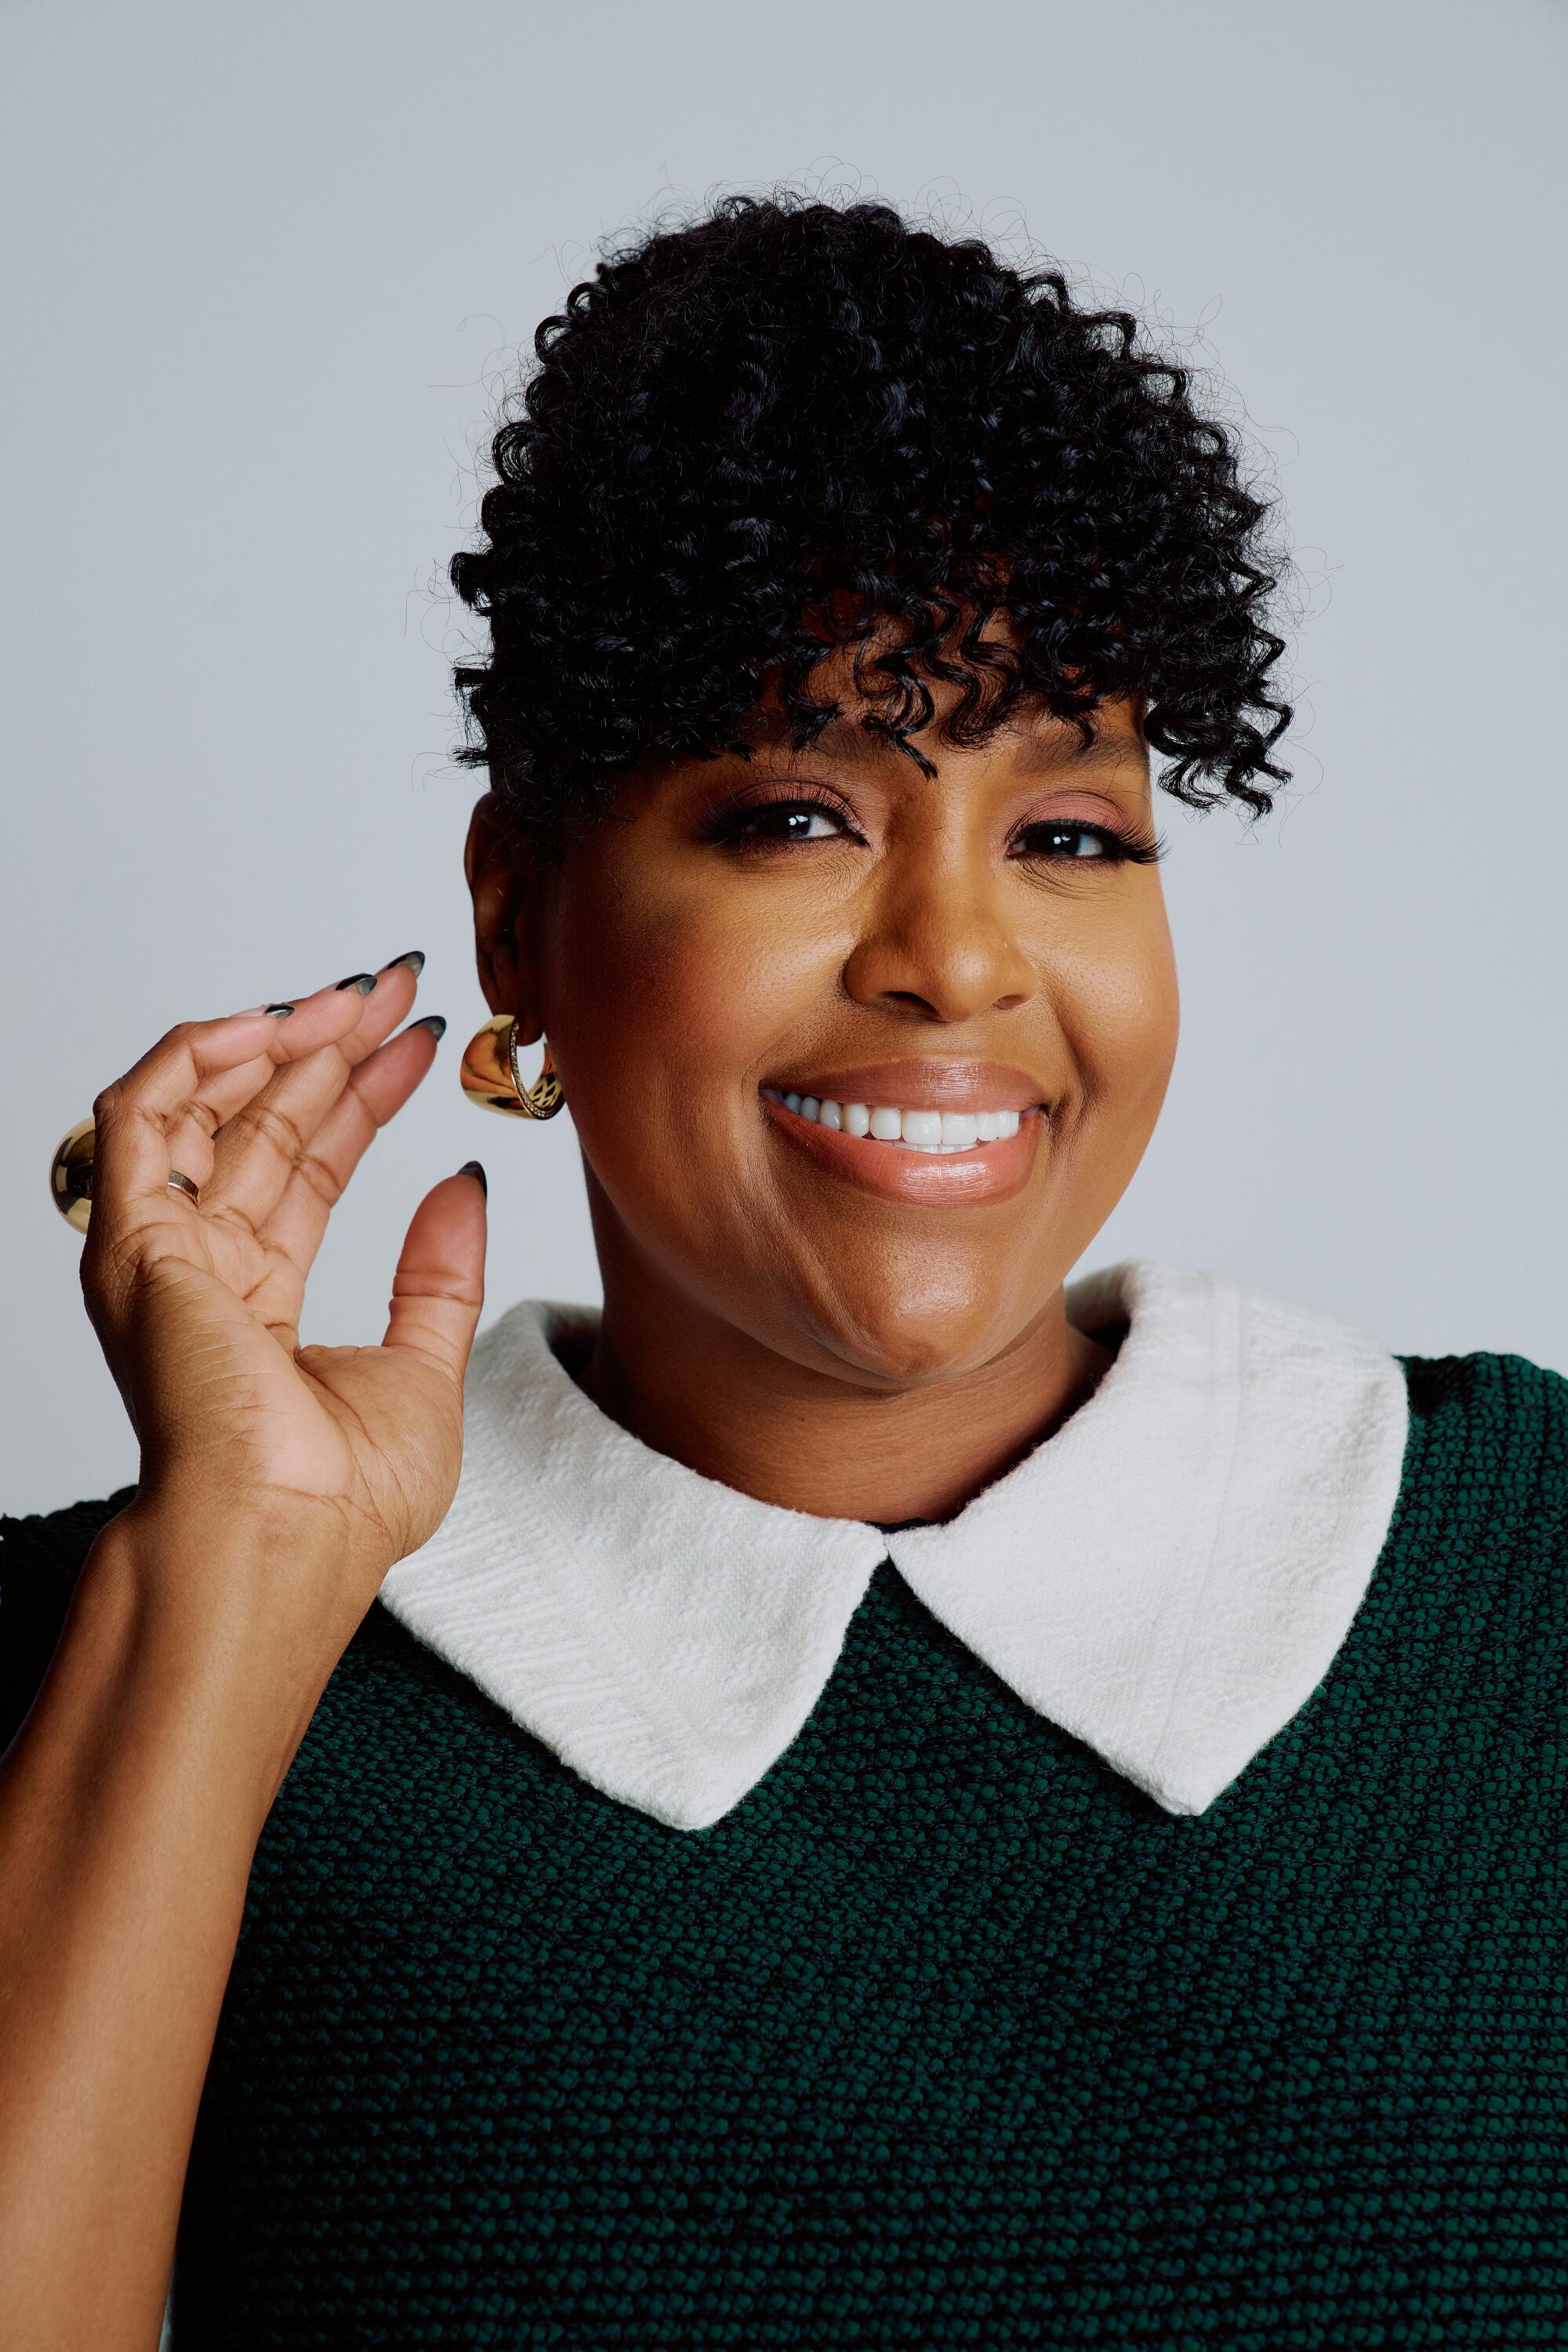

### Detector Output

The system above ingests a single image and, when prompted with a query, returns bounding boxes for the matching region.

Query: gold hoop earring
[46,1112,202,1233]
[459,1014,564,1120]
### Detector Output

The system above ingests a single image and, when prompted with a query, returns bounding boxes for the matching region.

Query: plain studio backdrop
[3,0,1564,1515]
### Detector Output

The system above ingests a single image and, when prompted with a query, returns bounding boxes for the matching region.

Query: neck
[572,1250,1116,1527]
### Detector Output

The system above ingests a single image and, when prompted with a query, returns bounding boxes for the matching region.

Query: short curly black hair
[450,194,1291,845]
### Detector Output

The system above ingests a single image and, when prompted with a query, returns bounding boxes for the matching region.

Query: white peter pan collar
[378,1260,1410,1831]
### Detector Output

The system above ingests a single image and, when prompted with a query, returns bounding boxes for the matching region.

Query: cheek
[546,866,853,1319]
[1049,906,1181,1121]
[543,864,838,1153]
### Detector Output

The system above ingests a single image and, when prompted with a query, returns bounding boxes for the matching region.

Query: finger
[381,1165,487,1388]
[253,1018,448,1290]
[157,967,408,1185]
[202,962,425,1234]
[86,983,377,1243]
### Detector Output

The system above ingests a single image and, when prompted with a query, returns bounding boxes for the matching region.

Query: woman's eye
[1015,822,1113,861]
[699,793,863,855]
[732,802,848,844]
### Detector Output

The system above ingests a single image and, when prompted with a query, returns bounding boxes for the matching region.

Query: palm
[83,969,486,1570]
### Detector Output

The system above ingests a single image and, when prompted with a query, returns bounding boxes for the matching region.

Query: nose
[840,844,1037,1025]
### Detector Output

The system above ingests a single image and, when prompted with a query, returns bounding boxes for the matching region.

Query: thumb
[382,1162,487,1387]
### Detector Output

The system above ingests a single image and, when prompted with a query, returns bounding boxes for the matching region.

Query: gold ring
[49,1116,201,1233]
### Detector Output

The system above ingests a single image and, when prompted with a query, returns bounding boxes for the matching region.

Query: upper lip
[761,1060,1047,1113]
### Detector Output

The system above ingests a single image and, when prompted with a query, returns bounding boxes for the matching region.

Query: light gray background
[4,0,1564,1516]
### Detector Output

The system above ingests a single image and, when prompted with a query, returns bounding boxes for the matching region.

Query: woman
[2,195,1563,2350]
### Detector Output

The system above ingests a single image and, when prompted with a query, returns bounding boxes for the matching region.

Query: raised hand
[78,956,487,1659]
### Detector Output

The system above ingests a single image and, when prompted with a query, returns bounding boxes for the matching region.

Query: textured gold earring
[459,1014,564,1120]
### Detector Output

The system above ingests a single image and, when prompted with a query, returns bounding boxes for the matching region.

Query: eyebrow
[740,710,1147,775]
[1012,728,1148,776]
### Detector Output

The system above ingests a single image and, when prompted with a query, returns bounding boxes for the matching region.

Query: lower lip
[760,1093,1046,1206]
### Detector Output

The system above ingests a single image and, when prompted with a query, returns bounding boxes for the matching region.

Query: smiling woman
[477,662,1180,1512]
[3,194,1567,2352]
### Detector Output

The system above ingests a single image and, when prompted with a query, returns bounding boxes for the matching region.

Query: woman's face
[474,668,1179,1391]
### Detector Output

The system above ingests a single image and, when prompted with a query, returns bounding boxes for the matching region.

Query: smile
[759,1062,1048,1207]
[763,1091,1023,1152]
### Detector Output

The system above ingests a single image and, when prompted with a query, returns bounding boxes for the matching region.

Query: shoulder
[1396,1346,1568,1537]
[1399,1343,1567,1436]
[0,1485,138,1751]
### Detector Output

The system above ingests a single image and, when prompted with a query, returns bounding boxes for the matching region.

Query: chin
[793,1259,1039,1391]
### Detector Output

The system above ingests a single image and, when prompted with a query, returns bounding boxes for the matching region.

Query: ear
[463,792,547,1042]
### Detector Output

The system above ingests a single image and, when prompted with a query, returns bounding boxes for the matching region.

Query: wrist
[78,1504,350,1803]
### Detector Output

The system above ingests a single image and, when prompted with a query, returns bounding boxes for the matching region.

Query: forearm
[0,1509,336,2352]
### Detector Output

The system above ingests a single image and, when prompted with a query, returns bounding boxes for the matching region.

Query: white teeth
[776,1091,1031,1152]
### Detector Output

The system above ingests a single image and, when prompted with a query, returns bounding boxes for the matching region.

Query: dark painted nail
[458,1159,487,1198]
[408,1014,447,1040]
[264,1002,296,1018]
[335,972,376,996]
[379,949,426,977]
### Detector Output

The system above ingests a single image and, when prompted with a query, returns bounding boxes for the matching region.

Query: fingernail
[379,949,426,977]
[264,1002,296,1018]
[458,1159,487,1199]
[335,972,376,996]
[408,1014,447,1040]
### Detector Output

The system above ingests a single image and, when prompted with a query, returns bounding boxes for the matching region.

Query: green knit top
[3,1345,1566,2350]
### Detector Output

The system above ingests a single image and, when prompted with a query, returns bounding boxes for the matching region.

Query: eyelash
[699,789,1167,868]
[1011,818,1167,869]
[697,786,862,849]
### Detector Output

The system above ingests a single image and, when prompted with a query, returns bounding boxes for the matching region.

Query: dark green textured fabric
[4,1348,1567,2349]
